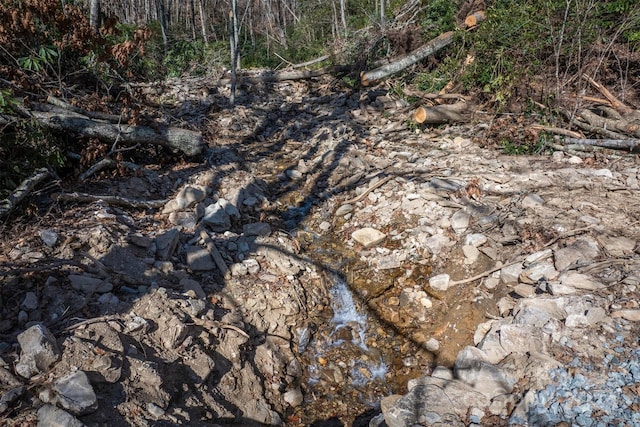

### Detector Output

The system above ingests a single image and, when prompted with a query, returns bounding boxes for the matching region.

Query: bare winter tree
[90,0,101,34]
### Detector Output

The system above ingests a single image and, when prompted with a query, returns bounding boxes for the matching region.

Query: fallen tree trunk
[10,110,203,156]
[413,102,469,124]
[361,31,455,86]
[578,109,640,139]
[562,138,640,151]
[215,65,353,86]
[0,168,50,217]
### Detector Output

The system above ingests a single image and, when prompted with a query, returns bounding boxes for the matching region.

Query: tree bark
[0,168,50,218]
[361,31,455,86]
[562,138,640,151]
[413,102,469,124]
[1,111,203,156]
[578,109,640,139]
[90,0,101,34]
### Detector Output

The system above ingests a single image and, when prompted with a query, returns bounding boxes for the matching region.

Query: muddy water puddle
[291,228,507,425]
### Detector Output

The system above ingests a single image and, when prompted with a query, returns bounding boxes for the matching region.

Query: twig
[543,225,596,248]
[342,175,393,205]
[531,124,584,139]
[0,258,79,276]
[579,258,640,274]
[448,258,523,286]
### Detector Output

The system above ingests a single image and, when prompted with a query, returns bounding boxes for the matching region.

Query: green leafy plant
[0,89,17,112]
[500,133,553,155]
[18,45,58,73]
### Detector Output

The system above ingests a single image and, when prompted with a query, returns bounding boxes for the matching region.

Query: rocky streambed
[1,76,639,426]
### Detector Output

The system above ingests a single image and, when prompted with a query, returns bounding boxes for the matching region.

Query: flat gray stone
[184,245,216,271]
[243,222,271,237]
[243,258,261,274]
[335,204,353,216]
[519,262,558,284]
[68,274,112,294]
[548,282,577,295]
[180,278,206,299]
[351,227,386,248]
[16,324,61,379]
[283,386,303,407]
[513,283,536,298]
[40,229,58,247]
[175,186,206,209]
[553,238,599,271]
[598,235,636,257]
[521,193,544,208]
[21,292,38,311]
[500,263,523,284]
[183,345,215,385]
[155,228,180,260]
[465,233,487,247]
[202,202,231,232]
[462,244,480,264]
[53,370,98,415]
[454,346,515,398]
[611,309,640,321]
[559,271,603,290]
[37,404,85,427]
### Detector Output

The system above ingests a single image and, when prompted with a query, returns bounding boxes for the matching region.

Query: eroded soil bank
[1,76,639,426]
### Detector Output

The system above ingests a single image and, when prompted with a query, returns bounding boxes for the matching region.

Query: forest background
[0,0,639,200]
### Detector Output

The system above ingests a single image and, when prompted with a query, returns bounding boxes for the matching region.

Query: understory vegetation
[0,0,639,196]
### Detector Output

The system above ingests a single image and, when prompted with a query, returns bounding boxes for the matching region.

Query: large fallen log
[361,31,455,86]
[0,110,204,156]
[562,138,640,151]
[578,109,640,139]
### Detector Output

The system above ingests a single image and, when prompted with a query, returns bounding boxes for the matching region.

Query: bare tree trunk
[229,1,238,105]
[198,0,208,43]
[89,0,101,34]
[157,0,168,53]
[340,0,347,35]
[233,0,240,69]
[380,0,385,26]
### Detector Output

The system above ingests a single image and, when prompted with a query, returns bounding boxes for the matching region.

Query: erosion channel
[2,76,640,427]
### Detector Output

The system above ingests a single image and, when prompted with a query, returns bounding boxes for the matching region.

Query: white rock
[463,245,480,264]
[521,193,544,208]
[451,210,470,234]
[424,338,440,352]
[465,233,488,247]
[351,228,386,248]
[524,249,553,265]
[429,274,451,291]
[283,387,303,407]
[513,283,536,298]
[559,272,603,290]
[611,309,640,321]
[519,262,558,284]
[500,263,523,284]
[548,282,577,295]
[484,277,500,290]
[335,204,353,216]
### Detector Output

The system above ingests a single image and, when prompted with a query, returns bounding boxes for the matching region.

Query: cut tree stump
[413,102,469,124]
